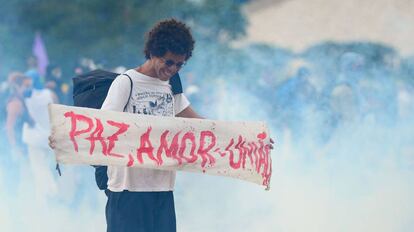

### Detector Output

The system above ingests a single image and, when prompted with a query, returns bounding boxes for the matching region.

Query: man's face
[52,68,62,79]
[153,51,186,81]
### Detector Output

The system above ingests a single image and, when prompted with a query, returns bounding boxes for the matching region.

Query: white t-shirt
[101,69,190,192]
[23,89,54,148]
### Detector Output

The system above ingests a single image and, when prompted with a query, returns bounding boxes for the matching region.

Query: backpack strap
[123,74,133,112]
[60,73,134,179]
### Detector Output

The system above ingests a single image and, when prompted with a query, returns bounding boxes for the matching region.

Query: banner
[48,104,273,189]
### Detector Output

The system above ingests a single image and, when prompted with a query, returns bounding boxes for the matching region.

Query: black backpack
[72,69,183,190]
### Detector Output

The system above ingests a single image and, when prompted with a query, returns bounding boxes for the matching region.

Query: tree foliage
[0,0,248,76]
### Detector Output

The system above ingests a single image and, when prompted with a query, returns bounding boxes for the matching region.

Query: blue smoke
[0,11,414,232]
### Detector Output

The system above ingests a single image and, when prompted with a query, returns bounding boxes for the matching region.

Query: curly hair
[144,18,195,60]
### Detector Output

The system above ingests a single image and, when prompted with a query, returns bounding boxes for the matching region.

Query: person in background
[74,66,85,76]
[45,64,65,103]
[23,71,59,200]
[5,72,34,159]
[25,56,42,84]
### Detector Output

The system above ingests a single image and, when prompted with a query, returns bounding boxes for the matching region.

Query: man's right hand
[48,135,56,150]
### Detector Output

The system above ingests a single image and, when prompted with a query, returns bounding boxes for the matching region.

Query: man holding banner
[101,19,201,232]
[49,18,274,232]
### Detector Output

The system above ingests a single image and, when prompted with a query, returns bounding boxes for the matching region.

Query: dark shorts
[106,190,176,232]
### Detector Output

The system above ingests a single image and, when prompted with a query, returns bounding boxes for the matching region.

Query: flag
[32,32,49,77]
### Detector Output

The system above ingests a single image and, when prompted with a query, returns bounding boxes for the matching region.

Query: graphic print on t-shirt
[130,91,174,116]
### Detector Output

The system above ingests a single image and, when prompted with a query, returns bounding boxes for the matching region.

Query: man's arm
[176,105,203,119]
[6,100,22,148]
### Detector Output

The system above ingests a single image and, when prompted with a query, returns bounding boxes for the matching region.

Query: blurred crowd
[3,48,413,160]
[0,56,117,159]
[0,55,104,200]
[1,46,413,197]
[268,52,413,144]
[182,46,414,146]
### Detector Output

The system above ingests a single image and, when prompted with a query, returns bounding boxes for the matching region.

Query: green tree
[0,0,248,78]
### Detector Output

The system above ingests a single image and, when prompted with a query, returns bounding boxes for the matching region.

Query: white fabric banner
[48,104,273,189]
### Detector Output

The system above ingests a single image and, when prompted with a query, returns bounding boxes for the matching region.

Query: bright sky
[242,0,414,56]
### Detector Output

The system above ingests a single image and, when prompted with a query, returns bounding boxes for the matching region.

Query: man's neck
[135,60,157,78]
